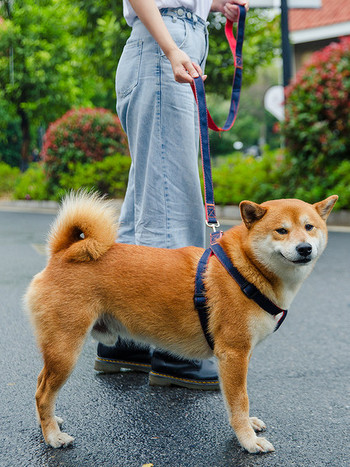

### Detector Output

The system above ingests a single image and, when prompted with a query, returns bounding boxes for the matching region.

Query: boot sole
[149,371,220,391]
[94,357,151,374]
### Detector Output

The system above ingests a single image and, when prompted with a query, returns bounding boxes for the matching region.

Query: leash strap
[191,5,246,228]
[192,76,217,226]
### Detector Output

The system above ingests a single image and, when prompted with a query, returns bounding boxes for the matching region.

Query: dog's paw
[47,432,74,448]
[249,417,266,432]
[244,436,275,454]
[254,436,275,453]
[55,416,64,427]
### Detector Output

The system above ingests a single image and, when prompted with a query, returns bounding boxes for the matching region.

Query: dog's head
[239,196,338,277]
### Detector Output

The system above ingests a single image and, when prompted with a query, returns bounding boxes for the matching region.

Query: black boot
[94,338,152,373]
[149,350,219,391]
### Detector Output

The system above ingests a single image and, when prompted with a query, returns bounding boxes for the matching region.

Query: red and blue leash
[191,5,246,236]
[192,7,288,349]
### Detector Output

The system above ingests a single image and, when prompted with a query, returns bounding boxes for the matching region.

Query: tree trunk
[19,108,30,171]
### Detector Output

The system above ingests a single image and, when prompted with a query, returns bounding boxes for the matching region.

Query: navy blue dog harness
[194,241,288,350]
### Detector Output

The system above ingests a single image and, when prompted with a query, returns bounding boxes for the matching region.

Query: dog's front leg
[217,348,275,454]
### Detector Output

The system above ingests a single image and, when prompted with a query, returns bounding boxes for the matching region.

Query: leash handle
[207,7,246,131]
[192,5,246,230]
[192,5,246,132]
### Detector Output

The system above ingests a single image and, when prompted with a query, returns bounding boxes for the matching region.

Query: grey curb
[0,199,349,228]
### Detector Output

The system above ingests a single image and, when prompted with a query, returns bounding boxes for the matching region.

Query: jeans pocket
[116,39,143,98]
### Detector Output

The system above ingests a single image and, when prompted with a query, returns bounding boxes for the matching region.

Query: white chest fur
[248,311,279,349]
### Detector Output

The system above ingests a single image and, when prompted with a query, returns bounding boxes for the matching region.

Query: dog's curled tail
[48,190,118,262]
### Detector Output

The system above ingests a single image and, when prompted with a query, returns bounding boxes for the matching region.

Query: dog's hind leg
[35,368,64,428]
[35,327,88,448]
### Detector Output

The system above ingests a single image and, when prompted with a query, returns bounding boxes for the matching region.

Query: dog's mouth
[293,257,312,264]
[280,253,312,264]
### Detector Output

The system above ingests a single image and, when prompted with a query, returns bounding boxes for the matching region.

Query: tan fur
[25,191,338,453]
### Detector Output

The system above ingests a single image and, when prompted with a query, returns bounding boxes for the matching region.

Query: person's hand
[167,48,206,84]
[211,0,249,22]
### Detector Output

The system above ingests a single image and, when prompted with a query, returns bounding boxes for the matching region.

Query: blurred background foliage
[0,1,348,209]
[0,0,280,166]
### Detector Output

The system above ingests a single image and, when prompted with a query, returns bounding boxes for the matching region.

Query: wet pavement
[1,210,349,467]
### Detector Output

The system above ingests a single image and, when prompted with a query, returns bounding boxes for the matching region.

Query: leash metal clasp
[206,220,220,232]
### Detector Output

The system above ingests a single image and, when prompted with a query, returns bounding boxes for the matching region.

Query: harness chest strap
[194,242,288,350]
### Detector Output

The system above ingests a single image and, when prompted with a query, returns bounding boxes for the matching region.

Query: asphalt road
[0,210,349,467]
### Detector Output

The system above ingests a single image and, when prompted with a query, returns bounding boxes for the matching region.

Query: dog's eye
[305,224,314,231]
[276,228,288,235]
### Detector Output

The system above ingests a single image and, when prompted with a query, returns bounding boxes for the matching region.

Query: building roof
[290,0,350,31]
[289,0,350,43]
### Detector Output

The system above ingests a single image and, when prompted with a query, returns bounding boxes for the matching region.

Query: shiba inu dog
[25,191,337,453]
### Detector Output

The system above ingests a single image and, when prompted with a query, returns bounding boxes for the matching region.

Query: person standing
[95,0,249,389]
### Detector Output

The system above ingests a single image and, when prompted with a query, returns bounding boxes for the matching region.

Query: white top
[123,0,213,26]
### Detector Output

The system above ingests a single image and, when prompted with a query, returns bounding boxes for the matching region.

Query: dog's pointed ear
[240,200,267,229]
[313,195,338,221]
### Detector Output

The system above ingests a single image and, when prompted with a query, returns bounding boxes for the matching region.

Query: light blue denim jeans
[116,8,209,248]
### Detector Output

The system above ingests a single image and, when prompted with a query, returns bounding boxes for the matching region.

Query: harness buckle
[208,226,223,246]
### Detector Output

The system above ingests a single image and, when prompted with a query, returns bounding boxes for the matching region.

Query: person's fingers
[192,62,208,82]
[168,49,199,83]
[224,1,249,21]
[174,63,198,83]
[168,50,206,84]
[229,0,249,11]
[192,62,203,77]
[174,68,194,83]
[224,3,239,22]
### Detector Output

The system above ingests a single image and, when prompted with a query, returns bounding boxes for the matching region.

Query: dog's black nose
[296,242,312,257]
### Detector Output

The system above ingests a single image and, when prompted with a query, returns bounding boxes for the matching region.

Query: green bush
[254,150,343,208]
[7,148,349,210]
[0,162,20,194]
[0,121,22,167]
[208,147,283,205]
[57,153,131,199]
[41,107,129,191]
[13,164,50,200]
[203,147,346,209]
[327,160,350,210]
[0,92,22,167]
[284,37,350,174]
[12,153,131,201]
